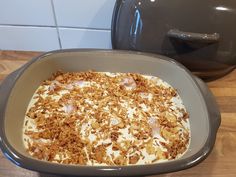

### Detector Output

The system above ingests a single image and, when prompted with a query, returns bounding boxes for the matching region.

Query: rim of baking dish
[0,49,220,176]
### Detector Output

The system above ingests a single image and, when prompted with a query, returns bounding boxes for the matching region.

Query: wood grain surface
[0,50,236,177]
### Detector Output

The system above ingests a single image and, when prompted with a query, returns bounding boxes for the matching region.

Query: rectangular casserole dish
[0,49,220,176]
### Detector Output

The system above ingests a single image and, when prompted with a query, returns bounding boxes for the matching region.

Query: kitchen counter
[0,50,235,177]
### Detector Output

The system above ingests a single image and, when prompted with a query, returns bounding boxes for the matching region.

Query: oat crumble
[23,71,190,165]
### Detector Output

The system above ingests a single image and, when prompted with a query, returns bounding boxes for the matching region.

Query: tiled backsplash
[0,0,115,51]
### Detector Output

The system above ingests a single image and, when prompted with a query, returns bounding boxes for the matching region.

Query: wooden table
[0,50,235,177]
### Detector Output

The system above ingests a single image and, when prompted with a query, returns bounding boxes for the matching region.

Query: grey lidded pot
[111,0,236,80]
[0,49,220,176]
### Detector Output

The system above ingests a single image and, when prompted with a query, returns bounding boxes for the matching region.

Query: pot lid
[111,0,236,80]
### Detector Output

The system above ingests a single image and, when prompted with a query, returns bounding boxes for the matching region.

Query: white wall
[0,0,116,51]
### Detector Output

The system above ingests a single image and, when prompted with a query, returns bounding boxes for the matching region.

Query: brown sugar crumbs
[23,71,190,165]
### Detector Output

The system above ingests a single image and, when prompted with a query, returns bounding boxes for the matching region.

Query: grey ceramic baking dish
[0,49,220,176]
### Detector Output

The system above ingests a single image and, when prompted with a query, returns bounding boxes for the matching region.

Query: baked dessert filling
[23,71,190,165]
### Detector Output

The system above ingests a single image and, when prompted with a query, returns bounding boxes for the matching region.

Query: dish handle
[0,69,21,117]
[194,77,221,132]
[167,29,220,44]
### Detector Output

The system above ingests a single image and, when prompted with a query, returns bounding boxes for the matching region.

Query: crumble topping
[23,71,190,165]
